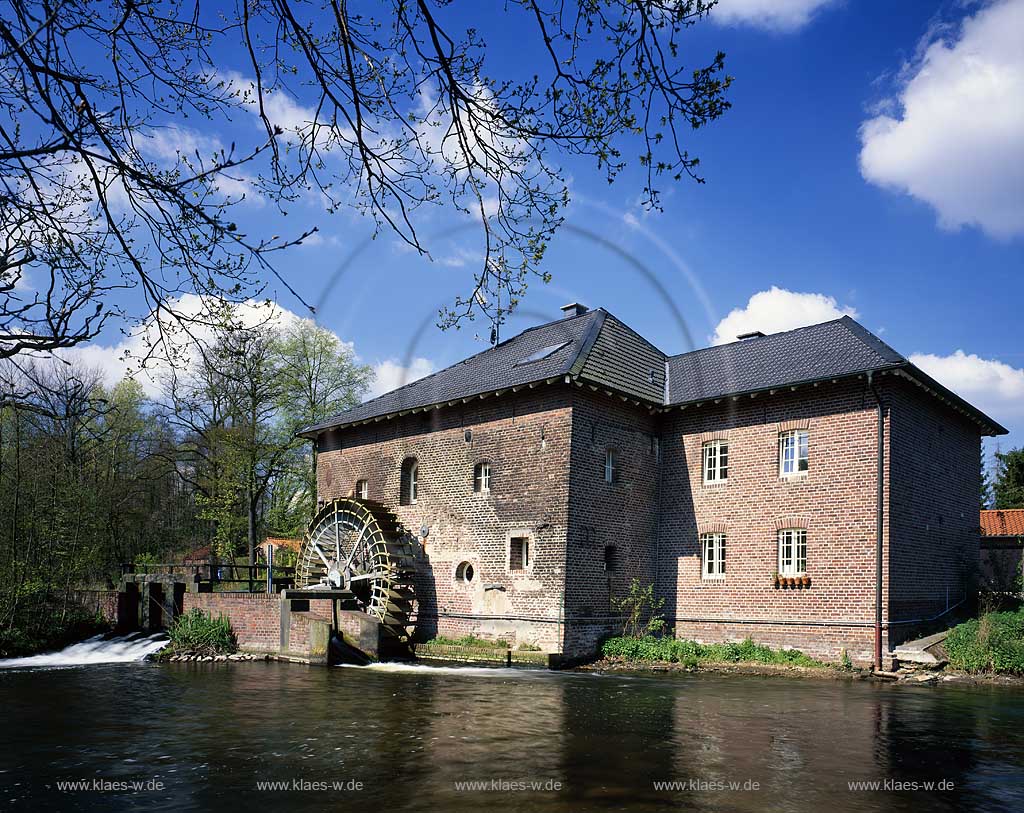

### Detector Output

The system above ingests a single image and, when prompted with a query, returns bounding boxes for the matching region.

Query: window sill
[701,479,729,488]
[779,473,808,482]
[701,575,726,582]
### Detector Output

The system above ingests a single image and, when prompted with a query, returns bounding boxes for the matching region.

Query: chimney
[561,302,588,318]
[737,330,765,340]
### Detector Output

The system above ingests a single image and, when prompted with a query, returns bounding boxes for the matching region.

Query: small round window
[455,561,475,583]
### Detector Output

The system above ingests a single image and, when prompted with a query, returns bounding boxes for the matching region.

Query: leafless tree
[1,0,731,354]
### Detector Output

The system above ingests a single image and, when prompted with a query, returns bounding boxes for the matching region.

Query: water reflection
[0,662,1022,812]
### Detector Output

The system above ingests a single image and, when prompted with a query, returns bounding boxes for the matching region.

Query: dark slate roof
[300,310,1006,436]
[666,316,904,404]
[298,308,607,435]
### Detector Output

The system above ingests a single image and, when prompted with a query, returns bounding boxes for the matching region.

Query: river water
[1,650,1023,812]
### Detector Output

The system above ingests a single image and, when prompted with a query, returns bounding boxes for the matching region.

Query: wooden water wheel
[295,498,418,641]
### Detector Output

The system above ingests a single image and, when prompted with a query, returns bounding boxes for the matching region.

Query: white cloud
[859,0,1024,240]
[711,287,857,345]
[910,350,1024,423]
[711,0,837,31]
[370,358,435,398]
[66,294,318,398]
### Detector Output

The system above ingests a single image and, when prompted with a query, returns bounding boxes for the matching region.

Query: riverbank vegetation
[166,610,238,657]
[600,635,824,669]
[0,315,369,655]
[945,607,1024,675]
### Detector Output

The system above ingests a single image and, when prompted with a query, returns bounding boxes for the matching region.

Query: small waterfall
[0,633,167,670]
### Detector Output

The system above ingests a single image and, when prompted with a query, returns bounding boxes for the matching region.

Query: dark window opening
[400,457,418,505]
[604,545,618,572]
[510,537,530,571]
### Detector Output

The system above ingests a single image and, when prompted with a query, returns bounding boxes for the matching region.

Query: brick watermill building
[117,304,1004,669]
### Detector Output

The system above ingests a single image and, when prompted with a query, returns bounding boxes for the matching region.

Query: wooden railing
[120,562,295,593]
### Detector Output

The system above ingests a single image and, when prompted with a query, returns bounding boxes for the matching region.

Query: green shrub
[600,635,822,668]
[946,609,1024,674]
[167,609,237,656]
[426,634,509,649]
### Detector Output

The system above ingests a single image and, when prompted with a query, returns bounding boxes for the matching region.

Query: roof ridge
[835,315,906,363]
[667,315,854,361]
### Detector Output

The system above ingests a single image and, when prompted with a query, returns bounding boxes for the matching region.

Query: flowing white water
[0,633,167,670]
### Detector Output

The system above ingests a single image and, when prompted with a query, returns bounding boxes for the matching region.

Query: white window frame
[409,462,418,504]
[604,449,616,484]
[702,440,729,483]
[778,529,807,576]
[355,479,368,500]
[701,533,726,579]
[779,430,809,477]
[474,461,491,493]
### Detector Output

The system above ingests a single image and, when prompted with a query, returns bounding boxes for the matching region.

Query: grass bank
[945,607,1024,675]
[598,636,827,670]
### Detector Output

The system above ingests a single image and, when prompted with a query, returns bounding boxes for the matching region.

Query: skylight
[516,341,570,365]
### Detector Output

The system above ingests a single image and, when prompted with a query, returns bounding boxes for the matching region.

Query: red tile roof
[259,537,301,552]
[980,509,1024,537]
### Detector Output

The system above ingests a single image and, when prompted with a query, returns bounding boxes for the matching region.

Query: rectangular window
[701,533,726,578]
[779,430,809,477]
[510,537,530,571]
[474,462,491,493]
[778,529,807,576]
[604,545,618,572]
[355,479,368,500]
[604,449,616,484]
[702,440,729,483]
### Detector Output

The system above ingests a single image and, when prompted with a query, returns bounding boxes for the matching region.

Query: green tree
[981,446,994,509]
[994,448,1024,509]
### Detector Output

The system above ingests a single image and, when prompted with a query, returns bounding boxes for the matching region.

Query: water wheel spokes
[295,498,418,641]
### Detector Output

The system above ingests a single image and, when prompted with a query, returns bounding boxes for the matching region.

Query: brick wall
[655,379,884,664]
[564,389,660,654]
[183,593,280,653]
[312,375,986,665]
[316,387,574,652]
[887,375,981,639]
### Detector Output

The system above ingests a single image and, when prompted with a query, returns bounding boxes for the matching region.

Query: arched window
[473,461,492,493]
[355,479,368,500]
[400,458,418,505]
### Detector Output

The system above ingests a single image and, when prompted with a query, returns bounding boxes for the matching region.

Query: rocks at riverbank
[151,650,271,663]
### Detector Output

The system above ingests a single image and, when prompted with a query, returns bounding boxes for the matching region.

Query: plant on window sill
[773,574,811,589]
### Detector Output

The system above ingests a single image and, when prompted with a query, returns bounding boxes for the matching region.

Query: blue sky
[78,0,1024,456]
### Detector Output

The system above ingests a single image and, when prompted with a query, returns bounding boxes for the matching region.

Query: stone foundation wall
[70,589,119,624]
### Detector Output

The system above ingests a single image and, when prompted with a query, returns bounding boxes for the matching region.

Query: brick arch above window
[698,430,730,444]
[777,418,810,432]
[698,522,728,535]
[774,517,809,531]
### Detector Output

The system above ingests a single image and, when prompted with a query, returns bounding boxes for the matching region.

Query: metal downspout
[867,371,885,670]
